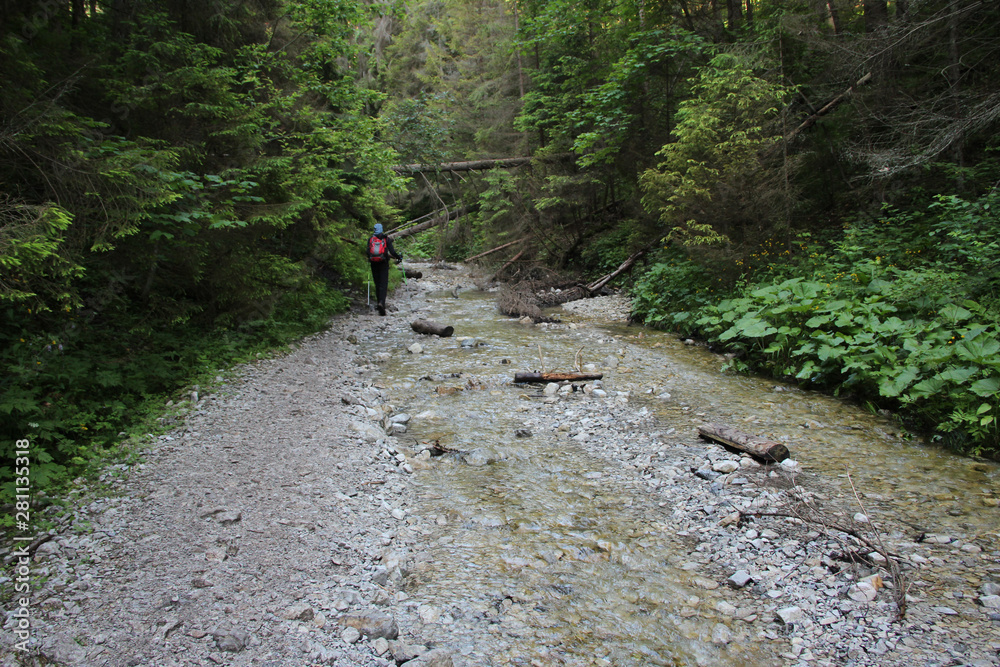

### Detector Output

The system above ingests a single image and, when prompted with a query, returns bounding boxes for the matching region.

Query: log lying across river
[411,319,454,337]
[513,371,604,383]
[697,423,790,463]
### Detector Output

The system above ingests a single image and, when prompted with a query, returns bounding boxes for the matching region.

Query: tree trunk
[947,2,964,187]
[492,248,526,281]
[464,236,531,262]
[389,207,468,240]
[825,0,841,34]
[783,73,872,143]
[894,0,908,21]
[513,372,603,383]
[698,424,790,462]
[393,154,571,174]
[864,0,888,32]
[585,250,646,293]
[726,0,742,32]
[411,319,454,337]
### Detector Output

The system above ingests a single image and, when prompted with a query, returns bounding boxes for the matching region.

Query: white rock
[407,343,423,354]
[712,461,739,474]
[543,383,560,396]
[848,581,878,602]
[711,623,733,645]
[979,595,1000,609]
[417,604,440,624]
[776,606,805,625]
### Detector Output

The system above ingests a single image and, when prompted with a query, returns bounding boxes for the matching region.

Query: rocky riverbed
[2,262,998,667]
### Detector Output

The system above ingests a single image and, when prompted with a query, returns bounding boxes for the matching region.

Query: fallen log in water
[411,319,454,337]
[697,423,790,463]
[513,371,603,383]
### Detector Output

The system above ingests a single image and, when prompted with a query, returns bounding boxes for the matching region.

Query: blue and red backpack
[368,235,387,262]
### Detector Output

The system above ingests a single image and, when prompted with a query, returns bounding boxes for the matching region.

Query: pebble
[16,263,999,667]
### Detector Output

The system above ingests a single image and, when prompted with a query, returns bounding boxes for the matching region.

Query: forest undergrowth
[631,188,1000,458]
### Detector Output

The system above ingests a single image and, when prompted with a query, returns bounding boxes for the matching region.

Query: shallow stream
[363,272,999,666]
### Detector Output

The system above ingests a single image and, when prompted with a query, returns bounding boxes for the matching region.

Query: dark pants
[370,260,389,307]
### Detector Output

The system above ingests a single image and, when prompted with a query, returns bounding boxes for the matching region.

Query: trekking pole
[367,277,370,306]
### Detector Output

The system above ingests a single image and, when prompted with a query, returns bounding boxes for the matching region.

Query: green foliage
[0,0,403,504]
[572,28,706,166]
[632,191,1000,456]
[629,248,722,330]
[640,51,789,248]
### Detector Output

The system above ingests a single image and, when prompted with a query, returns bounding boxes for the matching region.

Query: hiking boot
[378,304,386,316]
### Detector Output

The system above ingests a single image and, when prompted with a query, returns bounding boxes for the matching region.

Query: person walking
[367,223,402,316]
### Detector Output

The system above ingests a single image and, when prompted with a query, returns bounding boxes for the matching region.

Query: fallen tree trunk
[697,423,790,463]
[411,319,454,337]
[784,72,872,143]
[390,206,468,240]
[464,236,531,262]
[491,248,525,281]
[586,249,646,293]
[393,153,573,174]
[513,371,603,383]
[385,208,447,235]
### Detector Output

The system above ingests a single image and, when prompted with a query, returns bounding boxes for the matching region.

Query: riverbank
[3,262,998,667]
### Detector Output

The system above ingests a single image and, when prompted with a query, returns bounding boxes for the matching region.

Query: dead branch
[738,484,907,622]
[784,72,873,144]
[464,236,532,262]
[389,206,468,240]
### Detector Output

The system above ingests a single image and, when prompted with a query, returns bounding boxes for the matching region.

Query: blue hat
[373,223,383,234]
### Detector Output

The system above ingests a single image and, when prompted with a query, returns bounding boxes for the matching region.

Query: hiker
[367,223,402,316]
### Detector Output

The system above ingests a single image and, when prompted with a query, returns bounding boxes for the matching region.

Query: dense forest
[2,0,999,504]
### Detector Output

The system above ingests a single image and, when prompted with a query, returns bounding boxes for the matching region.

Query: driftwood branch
[698,423,790,462]
[411,319,454,337]
[738,482,907,622]
[513,371,603,383]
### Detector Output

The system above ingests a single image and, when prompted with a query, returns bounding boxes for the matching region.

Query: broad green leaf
[879,367,920,398]
[906,377,946,400]
[936,366,978,384]
[954,338,1000,364]
[820,300,850,313]
[817,344,843,362]
[970,378,1000,397]
[938,303,972,322]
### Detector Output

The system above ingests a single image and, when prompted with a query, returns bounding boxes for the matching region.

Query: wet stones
[338,610,399,640]
[283,603,315,621]
[211,623,249,652]
[728,570,753,589]
[776,606,806,626]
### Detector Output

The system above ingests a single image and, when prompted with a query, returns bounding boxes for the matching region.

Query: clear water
[363,279,999,666]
